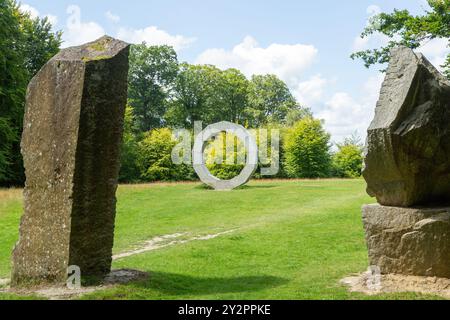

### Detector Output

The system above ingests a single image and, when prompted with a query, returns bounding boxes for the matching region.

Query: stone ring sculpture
[193,121,258,190]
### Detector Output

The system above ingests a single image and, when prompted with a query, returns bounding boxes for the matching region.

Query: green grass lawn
[0,179,442,300]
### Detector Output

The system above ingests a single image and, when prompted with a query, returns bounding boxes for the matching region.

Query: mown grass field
[0,180,442,300]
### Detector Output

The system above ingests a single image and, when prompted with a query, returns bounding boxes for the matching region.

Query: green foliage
[285,106,313,127]
[20,15,62,77]
[207,164,245,180]
[137,128,195,182]
[247,74,298,127]
[0,0,61,185]
[251,125,286,179]
[167,63,248,127]
[0,0,25,183]
[216,68,250,123]
[284,117,331,178]
[128,44,179,131]
[127,44,304,132]
[332,136,364,178]
[119,107,141,182]
[0,118,15,180]
[137,128,176,181]
[166,63,220,127]
[351,0,450,79]
[204,132,247,180]
[0,1,22,182]
[166,65,302,129]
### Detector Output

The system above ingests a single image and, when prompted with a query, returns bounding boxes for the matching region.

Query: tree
[217,68,249,124]
[284,117,331,178]
[0,118,16,181]
[166,63,222,127]
[0,0,24,182]
[167,65,301,129]
[247,74,298,126]
[119,106,141,182]
[332,135,364,178]
[285,106,313,127]
[128,44,179,132]
[21,16,62,77]
[0,0,61,185]
[351,0,450,79]
[204,132,246,180]
[137,128,195,181]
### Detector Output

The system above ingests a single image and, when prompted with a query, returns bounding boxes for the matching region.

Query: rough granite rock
[362,204,450,278]
[11,36,130,287]
[362,46,450,207]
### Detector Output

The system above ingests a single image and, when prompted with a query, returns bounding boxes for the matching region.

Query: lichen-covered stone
[362,46,450,207]
[11,36,130,287]
[362,204,450,278]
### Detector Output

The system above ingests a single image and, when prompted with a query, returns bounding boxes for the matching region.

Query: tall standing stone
[363,46,450,207]
[362,46,450,278]
[11,36,130,287]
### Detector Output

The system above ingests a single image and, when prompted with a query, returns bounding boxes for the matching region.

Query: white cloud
[117,26,195,50]
[316,74,384,143]
[19,3,39,19]
[61,5,194,50]
[293,75,328,107]
[63,5,105,48]
[196,36,318,85]
[417,38,449,72]
[105,11,120,23]
[195,36,383,143]
[366,5,381,17]
[19,3,58,26]
[318,93,368,143]
[45,14,58,26]
[352,5,389,52]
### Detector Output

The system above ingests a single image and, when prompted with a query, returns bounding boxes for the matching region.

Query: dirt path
[0,269,149,300]
[341,271,450,299]
[0,279,9,287]
[113,229,236,260]
[0,229,236,300]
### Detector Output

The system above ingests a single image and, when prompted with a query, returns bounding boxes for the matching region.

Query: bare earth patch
[0,269,149,300]
[0,278,9,287]
[113,229,236,260]
[341,271,450,299]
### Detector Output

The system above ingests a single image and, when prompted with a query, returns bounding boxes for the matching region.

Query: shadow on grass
[241,185,277,190]
[129,271,288,296]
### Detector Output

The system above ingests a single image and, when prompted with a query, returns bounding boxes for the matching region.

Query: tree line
[4,0,445,185]
[120,43,365,182]
[127,44,310,132]
[119,108,365,183]
[0,0,61,185]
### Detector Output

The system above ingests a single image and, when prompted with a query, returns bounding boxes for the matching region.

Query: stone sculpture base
[362,204,450,278]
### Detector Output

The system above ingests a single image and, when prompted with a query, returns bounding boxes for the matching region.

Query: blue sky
[19,0,449,143]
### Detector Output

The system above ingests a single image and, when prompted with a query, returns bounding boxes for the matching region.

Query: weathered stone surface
[11,36,130,287]
[362,204,450,278]
[362,46,450,207]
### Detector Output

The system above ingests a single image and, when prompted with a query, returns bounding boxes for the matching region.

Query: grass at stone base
[0,292,45,300]
[0,180,445,300]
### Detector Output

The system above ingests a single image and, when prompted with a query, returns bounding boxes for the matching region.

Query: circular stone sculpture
[193,121,258,190]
